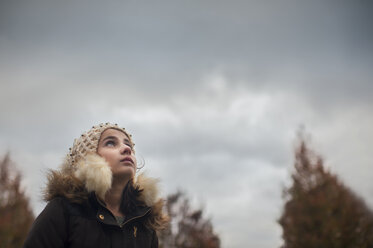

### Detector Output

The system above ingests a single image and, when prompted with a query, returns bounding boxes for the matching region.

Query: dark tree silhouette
[159,191,220,248]
[278,139,373,248]
[0,153,34,248]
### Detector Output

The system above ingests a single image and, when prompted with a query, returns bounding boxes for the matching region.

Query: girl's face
[97,128,137,180]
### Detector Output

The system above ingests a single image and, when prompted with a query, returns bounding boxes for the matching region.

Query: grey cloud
[2,0,372,90]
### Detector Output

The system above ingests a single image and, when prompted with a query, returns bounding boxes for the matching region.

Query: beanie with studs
[66,123,134,171]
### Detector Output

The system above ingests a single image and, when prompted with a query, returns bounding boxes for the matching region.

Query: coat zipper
[119,208,151,228]
[95,195,151,229]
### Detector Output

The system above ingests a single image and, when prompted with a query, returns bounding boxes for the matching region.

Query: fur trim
[44,170,87,203]
[135,173,169,231]
[44,156,169,231]
[135,173,160,206]
[74,153,112,200]
[146,198,170,231]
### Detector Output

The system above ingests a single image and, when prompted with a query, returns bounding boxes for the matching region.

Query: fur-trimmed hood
[44,153,168,231]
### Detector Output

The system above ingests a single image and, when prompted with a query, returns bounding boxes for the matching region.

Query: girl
[23,123,168,248]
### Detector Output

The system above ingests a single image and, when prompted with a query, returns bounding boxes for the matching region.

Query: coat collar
[45,154,160,208]
[89,193,151,228]
[45,154,168,231]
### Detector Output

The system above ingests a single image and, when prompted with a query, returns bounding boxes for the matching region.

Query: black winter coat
[23,195,158,248]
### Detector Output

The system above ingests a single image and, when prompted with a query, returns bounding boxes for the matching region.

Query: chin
[114,167,135,179]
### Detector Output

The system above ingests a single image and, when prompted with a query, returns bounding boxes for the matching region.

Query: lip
[120,157,134,165]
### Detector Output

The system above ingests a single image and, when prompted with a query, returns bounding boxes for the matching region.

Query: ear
[74,153,112,200]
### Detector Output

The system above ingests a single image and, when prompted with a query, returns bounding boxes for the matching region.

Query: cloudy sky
[1,0,373,247]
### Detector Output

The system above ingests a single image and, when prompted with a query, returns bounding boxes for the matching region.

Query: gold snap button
[99,214,104,220]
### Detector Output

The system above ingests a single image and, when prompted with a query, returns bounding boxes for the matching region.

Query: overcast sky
[1,0,373,247]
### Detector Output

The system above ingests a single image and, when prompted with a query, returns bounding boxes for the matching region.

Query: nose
[120,143,132,155]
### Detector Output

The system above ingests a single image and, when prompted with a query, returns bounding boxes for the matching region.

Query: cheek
[97,150,114,162]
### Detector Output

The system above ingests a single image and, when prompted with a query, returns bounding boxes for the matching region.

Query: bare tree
[159,191,220,248]
[0,153,34,248]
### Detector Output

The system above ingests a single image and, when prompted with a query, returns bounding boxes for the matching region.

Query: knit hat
[66,123,134,170]
[62,123,135,199]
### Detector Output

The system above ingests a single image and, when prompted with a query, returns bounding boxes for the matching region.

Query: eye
[105,140,116,147]
[125,142,134,149]
[123,139,133,149]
